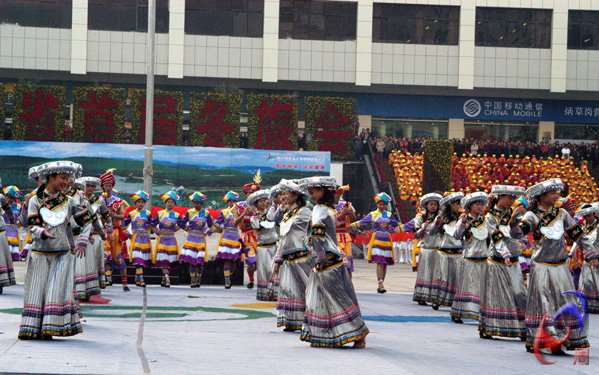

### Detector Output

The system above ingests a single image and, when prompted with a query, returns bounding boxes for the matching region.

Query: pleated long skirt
[18,252,82,339]
[413,247,437,304]
[256,244,278,301]
[0,231,16,288]
[95,237,107,288]
[300,258,369,347]
[277,253,314,331]
[450,258,488,321]
[478,258,527,338]
[579,261,599,314]
[430,249,462,307]
[525,261,589,351]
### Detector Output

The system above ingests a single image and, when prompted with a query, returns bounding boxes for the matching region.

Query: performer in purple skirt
[180,192,214,288]
[122,190,153,287]
[212,191,244,289]
[151,191,185,287]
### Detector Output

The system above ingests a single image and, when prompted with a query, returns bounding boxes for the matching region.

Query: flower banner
[189,93,240,148]
[73,87,125,143]
[12,84,66,142]
[422,140,453,193]
[247,94,298,150]
[0,84,5,141]
[305,97,358,161]
[131,89,184,146]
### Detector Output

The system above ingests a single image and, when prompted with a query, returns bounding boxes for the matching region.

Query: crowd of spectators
[355,128,599,169]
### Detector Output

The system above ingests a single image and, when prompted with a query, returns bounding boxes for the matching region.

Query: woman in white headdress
[247,189,279,301]
[478,185,528,341]
[429,192,464,310]
[272,179,313,331]
[412,193,443,305]
[570,204,599,314]
[298,176,368,348]
[18,161,94,340]
[511,178,599,353]
[449,192,490,324]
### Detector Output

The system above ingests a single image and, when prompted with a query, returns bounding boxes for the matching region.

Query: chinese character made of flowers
[73,88,125,143]
[131,89,184,146]
[190,93,240,148]
[12,85,66,142]
[247,94,298,150]
[305,97,358,161]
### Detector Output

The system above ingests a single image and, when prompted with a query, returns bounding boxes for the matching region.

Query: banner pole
[143,0,156,210]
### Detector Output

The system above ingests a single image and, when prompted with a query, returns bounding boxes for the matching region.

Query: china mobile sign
[463,99,543,118]
[534,290,589,365]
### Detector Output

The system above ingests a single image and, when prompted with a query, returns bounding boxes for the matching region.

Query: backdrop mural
[0,141,330,209]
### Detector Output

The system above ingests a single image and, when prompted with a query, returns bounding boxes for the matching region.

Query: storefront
[371,118,448,139]
[464,120,538,142]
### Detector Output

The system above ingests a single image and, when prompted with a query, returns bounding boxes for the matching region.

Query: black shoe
[526,346,535,353]
[432,304,439,310]
[0,286,3,294]
[247,282,254,289]
[225,281,231,289]
[41,335,53,341]
[123,286,130,292]
[479,332,493,340]
[377,286,386,294]
[452,317,463,324]
[418,301,427,306]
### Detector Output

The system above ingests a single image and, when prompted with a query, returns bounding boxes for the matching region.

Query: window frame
[475,7,552,49]
[279,0,357,42]
[185,0,264,38]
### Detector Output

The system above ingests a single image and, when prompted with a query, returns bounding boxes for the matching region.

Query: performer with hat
[232,172,262,288]
[350,192,402,294]
[3,186,22,262]
[180,192,213,288]
[100,169,130,290]
[412,193,443,305]
[429,192,464,309]
[20,167,43,260]
[264,183,287,300]
[213,191,245,289]
[334,185,356,275]
[152,190,185,287]
[272,179,313,331]
[478,185,528,340]
[511,178,599,353]
[0,180,16,294]
[570,204,599,314]
[247,189,278,300]
[298,176,368,348]
[69,178,105,301]
[80,176,113,290]
[449,192,490,324]
[121,190,153,287]
[18,161,94,339]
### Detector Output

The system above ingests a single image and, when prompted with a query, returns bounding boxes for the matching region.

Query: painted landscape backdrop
[0,141,330,209]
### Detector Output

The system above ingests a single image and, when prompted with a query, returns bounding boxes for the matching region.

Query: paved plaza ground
[0,260,597,375]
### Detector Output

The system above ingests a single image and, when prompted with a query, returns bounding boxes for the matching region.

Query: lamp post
[143,0,156,210]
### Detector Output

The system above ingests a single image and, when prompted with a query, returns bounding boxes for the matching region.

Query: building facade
[2,0,599,143]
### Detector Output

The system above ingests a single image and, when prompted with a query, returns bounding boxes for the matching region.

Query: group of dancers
[399,181,599,353]
[0,161,369,348]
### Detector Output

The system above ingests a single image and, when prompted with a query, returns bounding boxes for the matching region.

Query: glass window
[464,121,538,142]
[185,0,264,37]
[555,123,599,141]
[568,10,599,50]
[371,118,448,139]
[372,4,459,45]
[89,0,169,33]
[0,0,72,29]
[279,0,357,41]
[475,7,552,48]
